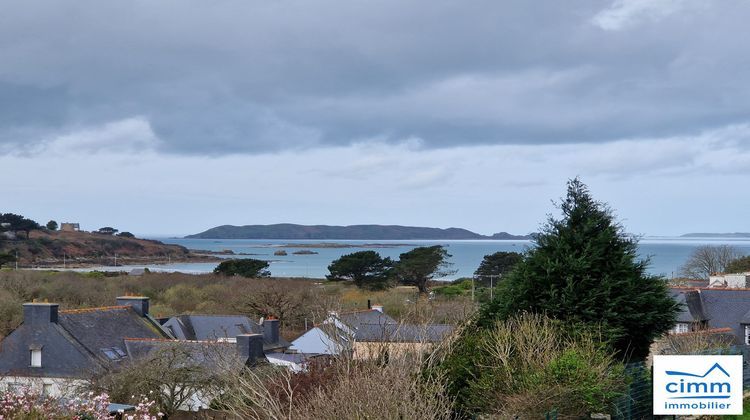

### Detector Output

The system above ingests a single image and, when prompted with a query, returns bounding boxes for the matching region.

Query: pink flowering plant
[0,387,162,419]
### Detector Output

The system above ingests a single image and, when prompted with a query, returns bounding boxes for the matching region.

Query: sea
[83,237,750,281]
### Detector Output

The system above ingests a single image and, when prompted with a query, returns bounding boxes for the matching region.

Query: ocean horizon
[74,236,750,281]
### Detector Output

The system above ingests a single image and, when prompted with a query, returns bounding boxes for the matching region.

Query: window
[101,347,126,361]
[30,349,42,367]
[745,325,750,345]
[670,323,689,334]
[42,383,53,396]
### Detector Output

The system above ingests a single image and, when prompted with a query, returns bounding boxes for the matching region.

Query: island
[187,223,532,240]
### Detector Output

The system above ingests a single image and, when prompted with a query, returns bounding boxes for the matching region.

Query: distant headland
[186,223,532,240]
[680,232,750,238]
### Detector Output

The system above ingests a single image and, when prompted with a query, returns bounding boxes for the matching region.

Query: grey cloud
[1,0,750,154]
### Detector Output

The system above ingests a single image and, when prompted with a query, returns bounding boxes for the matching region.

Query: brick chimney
[116,296,150,317]
[263,318,280,344]
[23,303,59,325]
[236,334,264,366]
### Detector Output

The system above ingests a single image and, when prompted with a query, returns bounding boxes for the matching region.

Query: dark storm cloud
[1,0,749,154]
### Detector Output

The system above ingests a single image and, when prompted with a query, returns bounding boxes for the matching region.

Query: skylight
[101,347,126,361]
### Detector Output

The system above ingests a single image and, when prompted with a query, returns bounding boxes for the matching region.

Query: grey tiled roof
[163,314,261,340]
[332,309,452,343]
[337,310,397,329]
[161,314,290,350]
[670,288,750,344]
[354,323,454,343]
[0,305,169,378]
[58,307,166,364]
[123,338,242,368]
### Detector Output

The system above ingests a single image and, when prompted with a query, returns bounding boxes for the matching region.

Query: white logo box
[653,355,743,415]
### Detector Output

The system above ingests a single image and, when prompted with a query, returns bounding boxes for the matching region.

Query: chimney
[236,334,264,366]
[371,304,383,313]
[116,296,150,317]
[23,303,59,325]
[263,318,280,344]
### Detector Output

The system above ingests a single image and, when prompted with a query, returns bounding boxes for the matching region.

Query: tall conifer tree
[479,178,678,359]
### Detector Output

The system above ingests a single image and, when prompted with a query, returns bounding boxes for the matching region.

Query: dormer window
[30,349,42,367]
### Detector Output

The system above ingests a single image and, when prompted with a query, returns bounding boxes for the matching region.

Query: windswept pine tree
[479,178,678,359]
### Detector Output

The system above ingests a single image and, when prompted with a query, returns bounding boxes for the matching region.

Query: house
[60,223,80,232]
[291,306,454,359]
[128,268,147,276]
[0,296,266,400]
[708,272,750,288]
[669,287,750,345]
[159,314,315,371]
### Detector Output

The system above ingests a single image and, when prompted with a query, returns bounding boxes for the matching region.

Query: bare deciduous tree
[679,245,743,279]
[86,342,235,416]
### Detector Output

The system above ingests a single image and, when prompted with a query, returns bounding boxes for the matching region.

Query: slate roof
[58,306,166,364]
[161,314,290,350]
[670,287,750,344]
[354,323,454,343]
[328,309,452,343]
[122,338,243,368]
[337,310,397,329]
[0,304,170,378]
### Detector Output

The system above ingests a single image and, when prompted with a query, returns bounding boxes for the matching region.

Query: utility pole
[15,250,18,270]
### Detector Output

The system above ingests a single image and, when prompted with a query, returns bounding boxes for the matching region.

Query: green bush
[437,314,627,418]
[432,285,464,297]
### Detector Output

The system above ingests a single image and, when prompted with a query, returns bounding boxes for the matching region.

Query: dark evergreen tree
[46,220,58,231]
[213,258,271,278]
[478,178,678,360]
[727,255,750,274]
[326,251,393,290]
[393,245,455,294]
[473,251,523,286]
[0,253,15,268]
[0,213,41,239]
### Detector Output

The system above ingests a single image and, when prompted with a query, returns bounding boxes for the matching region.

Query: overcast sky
[2,0,749,236]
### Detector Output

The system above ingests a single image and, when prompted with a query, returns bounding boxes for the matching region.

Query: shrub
[220,346,453,419]
[438,313,627,417]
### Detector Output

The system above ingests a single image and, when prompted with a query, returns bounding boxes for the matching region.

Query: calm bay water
[95,237,750,281]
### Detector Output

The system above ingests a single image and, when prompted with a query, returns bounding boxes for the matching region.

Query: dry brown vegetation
[0,270,474,340]
[218,341,454,419]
